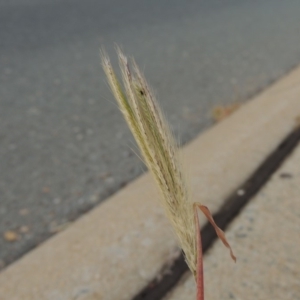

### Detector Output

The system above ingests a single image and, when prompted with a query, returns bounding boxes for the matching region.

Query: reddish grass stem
[194,204,204,300]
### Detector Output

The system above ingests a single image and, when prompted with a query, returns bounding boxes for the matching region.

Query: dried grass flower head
[101,48,235,279]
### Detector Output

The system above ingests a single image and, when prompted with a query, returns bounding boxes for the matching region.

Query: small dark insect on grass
[101,48,236,300]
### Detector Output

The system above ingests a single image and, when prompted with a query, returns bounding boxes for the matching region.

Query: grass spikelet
[101,48,197,275]
[101,49,235,285]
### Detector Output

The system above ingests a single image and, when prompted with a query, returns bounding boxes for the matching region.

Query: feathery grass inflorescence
[101,49,235,286]
[101,48,198,275]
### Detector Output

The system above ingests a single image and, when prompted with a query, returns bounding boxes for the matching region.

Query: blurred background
[1,0,300,270]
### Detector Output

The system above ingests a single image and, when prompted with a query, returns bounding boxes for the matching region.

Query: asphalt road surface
[1,0,300,269]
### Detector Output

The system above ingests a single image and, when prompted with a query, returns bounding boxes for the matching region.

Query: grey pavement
[1,0,300,269]
[166,134,300,300]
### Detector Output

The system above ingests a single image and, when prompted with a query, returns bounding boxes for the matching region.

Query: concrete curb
[1,67,300,300]
[165,131,300,300]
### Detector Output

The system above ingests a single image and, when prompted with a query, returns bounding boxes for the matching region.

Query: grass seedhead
[101,48,236,299]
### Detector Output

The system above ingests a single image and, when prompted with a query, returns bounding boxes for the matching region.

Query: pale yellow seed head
[101,49,197,275]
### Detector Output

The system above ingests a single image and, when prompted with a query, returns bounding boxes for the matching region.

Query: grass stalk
[101,48,235,299]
